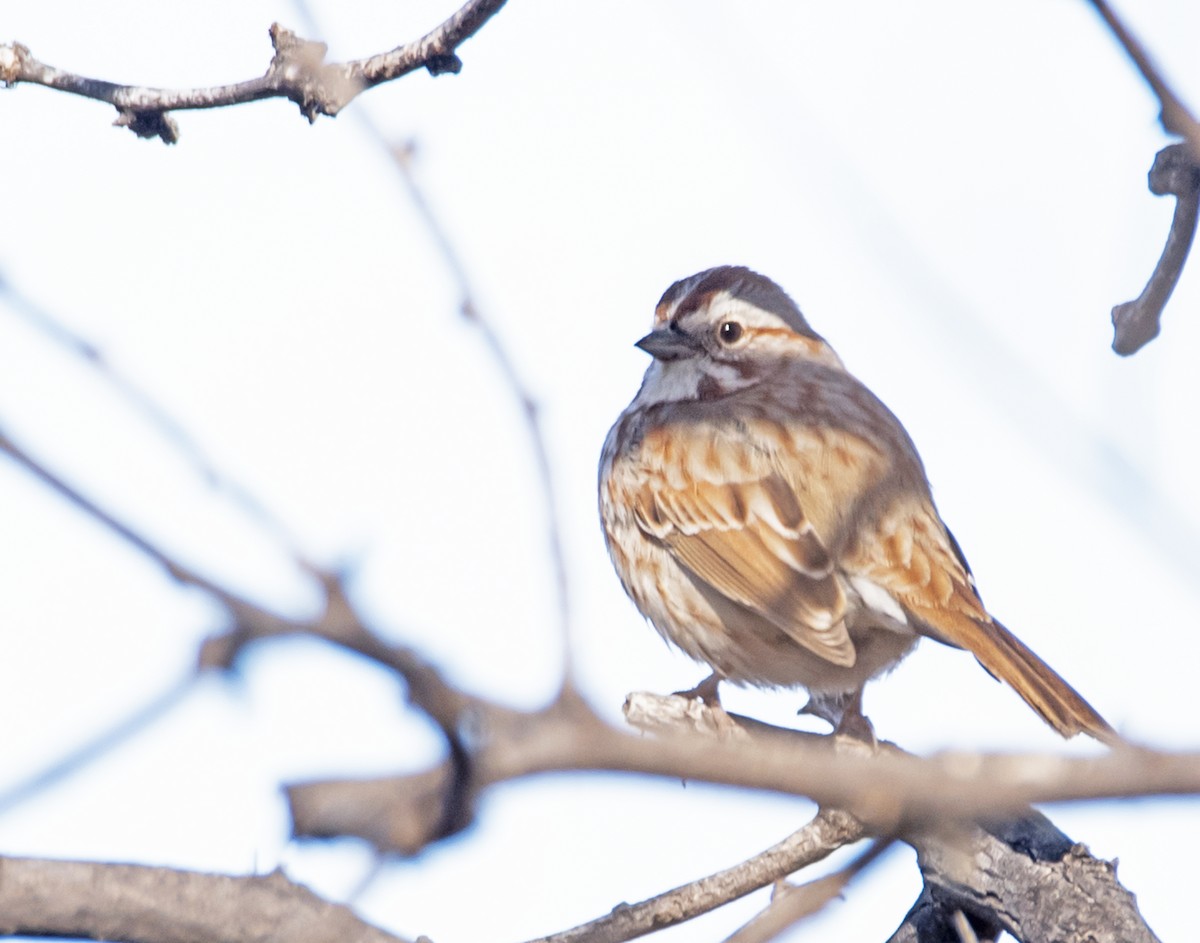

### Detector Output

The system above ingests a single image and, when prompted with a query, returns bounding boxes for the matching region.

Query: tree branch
[284,689,1200,857]
[0,273,307,559]
[0,0,508,143]
[724,838,893,943]
[522,809,866,943]
[0,857,407,943]
[1,426,1198,845]
[888,813,1160,943]
[0,427,1178,943]
[1111,143,1200,355]
[1082,1,1200,354]
[1085,0,1200,157]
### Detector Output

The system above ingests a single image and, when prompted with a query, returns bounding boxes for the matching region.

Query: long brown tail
[968,617,1116,745]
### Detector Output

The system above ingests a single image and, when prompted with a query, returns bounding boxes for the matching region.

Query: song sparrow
[599,265,1113,742]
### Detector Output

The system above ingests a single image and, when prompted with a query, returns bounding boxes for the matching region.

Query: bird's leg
[669,672,742,739]
[672,672,723,706]
[801,689,877,745]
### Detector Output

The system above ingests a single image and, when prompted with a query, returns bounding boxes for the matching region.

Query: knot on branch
[1149,141,1200,199]
[113,108,179,145]
[267,22,361,121]
[0,43,29,86]
[425,53,463,76]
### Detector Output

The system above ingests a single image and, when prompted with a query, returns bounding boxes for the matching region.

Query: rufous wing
[633,474,855,667]
[849,498,1116,743]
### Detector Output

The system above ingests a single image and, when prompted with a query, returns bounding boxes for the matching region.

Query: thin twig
[1085,0,1200,157]
[0,675,198,818]
[0,0,507,142]
[0,424,468,732]
[289,0,576,686]
[387,143,575,686]
[522,809,865,943]
[723,839,893,943]
[0,422,489,843]
[0,273,308,560]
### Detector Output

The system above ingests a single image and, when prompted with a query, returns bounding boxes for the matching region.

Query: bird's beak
[635,328,701,362]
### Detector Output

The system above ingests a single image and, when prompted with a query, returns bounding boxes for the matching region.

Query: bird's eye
[717,321,744,345]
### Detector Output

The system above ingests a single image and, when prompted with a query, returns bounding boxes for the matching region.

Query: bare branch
[522,809,865,943]
[0,0,507,142]
[1111,143,1200,355]
[629,701,1155,940]
[0,274,308,560]
[1085,0,1200,157]
[889,813,1160,943]
[0,425,256,602]
[0,424,1181,943]
[0,856,407,943]
[0,675,197,818]
[0,423,481,841]
[1082,1,1200,354]
[383,143,577,685]
[289,0,576,684]
[285,691,1200,857]
[723,839,892,943]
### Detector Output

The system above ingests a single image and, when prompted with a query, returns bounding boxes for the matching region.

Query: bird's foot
[672,672,722,707]
[801,691,877,748]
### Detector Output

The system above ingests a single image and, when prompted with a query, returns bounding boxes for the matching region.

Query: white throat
[631,358,754,407]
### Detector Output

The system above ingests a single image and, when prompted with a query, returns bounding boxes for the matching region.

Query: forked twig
[523,809,865,943]
[724,839,893,943]
[0,0,507,142]
[1084,0,1200,354]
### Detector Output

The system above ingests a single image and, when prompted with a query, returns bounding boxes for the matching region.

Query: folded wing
[633,472,855,666]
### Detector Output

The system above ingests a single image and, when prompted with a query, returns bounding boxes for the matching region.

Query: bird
[598,265,1114,743]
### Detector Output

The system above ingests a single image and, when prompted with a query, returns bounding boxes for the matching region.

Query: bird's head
[633,266,843,404]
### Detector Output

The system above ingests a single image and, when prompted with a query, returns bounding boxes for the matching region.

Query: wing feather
[634,472,855,667]
[847,497,989,641]
[848,499,1114,740]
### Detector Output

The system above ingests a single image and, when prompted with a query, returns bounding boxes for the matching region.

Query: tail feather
[970,618,1116,745]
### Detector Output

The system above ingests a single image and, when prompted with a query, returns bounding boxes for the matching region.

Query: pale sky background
[2,2,1199,941]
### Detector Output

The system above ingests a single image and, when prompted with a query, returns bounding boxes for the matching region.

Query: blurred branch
[288,0,576,685]
[386,140,577,685]
[0,675,197,818]
[0,426,1170,942]
[1085,0,1200,157]
[2,424,1199,838]
[1111,143,1200,355]
[0,274,307,559]
[1082,1,1200,355]
[724,838,893,943]
[0,856,408,943]
[0,0,507,143]
[0,422,479,840]
[285,687,1200,854]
